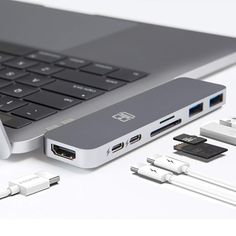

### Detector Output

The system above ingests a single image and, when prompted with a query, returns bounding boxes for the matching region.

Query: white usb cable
[0,171,60,200]
[147,154,236,192]
[131,164,236,206]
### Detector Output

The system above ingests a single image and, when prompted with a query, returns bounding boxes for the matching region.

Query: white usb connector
[147,154,190,174]
[131,163,173,183]
[0,171,60,200]
[220,118,236,128]
[147,154,236,192]
[200,118,236,146]
[131,163,236,206]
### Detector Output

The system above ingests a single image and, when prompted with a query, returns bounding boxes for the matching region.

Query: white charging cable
[0,171,60,200]
[147,154,236,192]
[131,164,236,206]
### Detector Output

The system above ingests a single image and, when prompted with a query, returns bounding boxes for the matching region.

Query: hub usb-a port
[189,103,203,117]
[210,94,223,107]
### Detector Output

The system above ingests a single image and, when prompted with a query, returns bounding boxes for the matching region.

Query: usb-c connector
[148,154,236,192]
[131,162,236,206]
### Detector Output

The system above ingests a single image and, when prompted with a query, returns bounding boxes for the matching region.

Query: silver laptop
[1,0,236,159]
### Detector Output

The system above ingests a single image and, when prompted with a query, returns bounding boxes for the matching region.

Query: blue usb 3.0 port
[189,103,203,117]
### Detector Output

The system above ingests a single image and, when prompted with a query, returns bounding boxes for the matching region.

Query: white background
[1,0,236,218]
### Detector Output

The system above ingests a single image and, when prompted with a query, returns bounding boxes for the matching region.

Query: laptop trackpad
[0,1,137,51]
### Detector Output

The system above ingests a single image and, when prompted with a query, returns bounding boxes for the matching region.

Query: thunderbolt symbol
[150,168,157,173]
[167,159,174,163]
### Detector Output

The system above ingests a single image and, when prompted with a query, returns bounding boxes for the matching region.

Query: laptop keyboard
[0,41,148,129]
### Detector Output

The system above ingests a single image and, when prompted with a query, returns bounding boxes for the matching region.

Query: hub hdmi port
[150,119,182,137]
[51,144,76,160]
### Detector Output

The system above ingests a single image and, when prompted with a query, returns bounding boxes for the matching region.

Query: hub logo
[112,112,135,123]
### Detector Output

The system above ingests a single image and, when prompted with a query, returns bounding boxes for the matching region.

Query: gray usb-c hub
[45,77,226,168]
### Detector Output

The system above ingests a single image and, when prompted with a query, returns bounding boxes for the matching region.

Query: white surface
[1,0,236,218]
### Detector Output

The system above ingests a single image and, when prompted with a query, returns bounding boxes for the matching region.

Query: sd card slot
[150,119,182,137]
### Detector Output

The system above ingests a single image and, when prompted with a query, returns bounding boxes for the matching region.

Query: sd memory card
[173,133,207,145]
[174,142,228,159]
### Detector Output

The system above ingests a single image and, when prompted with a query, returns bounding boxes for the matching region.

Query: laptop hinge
[0,120,12,159]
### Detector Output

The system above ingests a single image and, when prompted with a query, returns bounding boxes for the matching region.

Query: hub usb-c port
[130,134,141,144]
[112,142,124,153]
[210,94,223,107]
[51,144,76,160]
[189,103,203,117]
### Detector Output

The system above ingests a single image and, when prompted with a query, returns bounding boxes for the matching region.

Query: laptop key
[108,69,148,82]
[0,68,28,80]
[43,80,104,100]
[25,91,81,110]
[81,63,117,75]
[0,65,4,71]
[28,64,63,75]
[4,58,38,69]
[26,51,63,63]
[56,58,90,69]
[17,74,55,87]
[0,79,12,88]
[0,53,13,63]
[0,41,35,56]
[12,103,56,121]
[54,70,126,91]
[0,84,38,98]
[0,112,32,129]
[0,96,28,112]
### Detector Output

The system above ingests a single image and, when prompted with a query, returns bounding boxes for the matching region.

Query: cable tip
[130,166,139,173]
[131,163,147,173]
[36,171,60,185]
[147,154,163,164]
[147,158,155,164]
